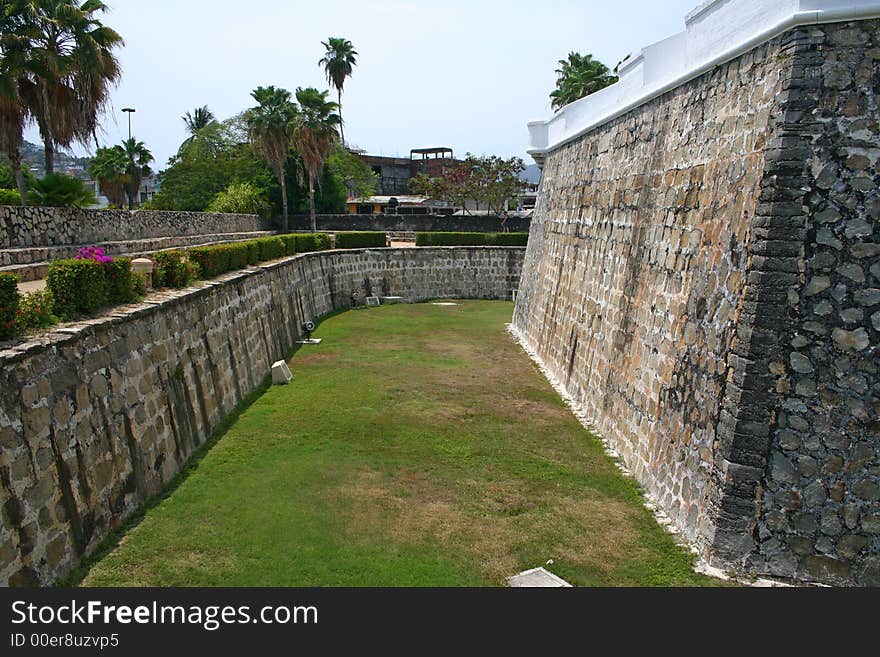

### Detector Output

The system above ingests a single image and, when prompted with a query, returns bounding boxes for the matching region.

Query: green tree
[292,87,340,232]
[326,144,376,200]
[207,181,271,218]
[28,171,95,206]
[150,116,274,213]
[120,137,152,209]
[246,86,296,230]
[87,143,127,207]
[180,105,215,149]
[318,37,357,147]
[549,52,617,110]
[467,154,525,215]
[14,0,124,174]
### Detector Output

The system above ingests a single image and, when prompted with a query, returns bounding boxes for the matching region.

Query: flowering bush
[0,273,20,340]
[14,289,56,334]
[75,245,114,264]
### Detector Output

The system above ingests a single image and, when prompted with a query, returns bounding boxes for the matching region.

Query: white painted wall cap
[528,0,880,159]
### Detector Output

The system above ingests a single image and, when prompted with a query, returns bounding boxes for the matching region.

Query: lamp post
[121,108,136,209]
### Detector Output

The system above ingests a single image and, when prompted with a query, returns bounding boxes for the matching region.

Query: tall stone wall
[0,206,269,249]
[0,247,523,586]
[513,21,879,585]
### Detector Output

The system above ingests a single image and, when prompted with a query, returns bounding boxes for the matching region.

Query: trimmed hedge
[105,258,136,305]
[0,272,20,340]
[490,232,529,246]
[414,232,528,247]
[47,259,110,319]
[154,250,198,288]
[335,232,387,249]
[292,233,332,253]
[171,233,332,284]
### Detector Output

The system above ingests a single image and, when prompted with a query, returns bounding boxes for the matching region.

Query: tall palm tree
[0,9,31,205]
[318,37,356,147]
[549,52,617,110]
[181,105,214,147]
[246,86,296,230]
[88,143,127,207]
[292,87,340,232]
[0,0,38,204]
[16,0,123,174]
[120,137,152,209]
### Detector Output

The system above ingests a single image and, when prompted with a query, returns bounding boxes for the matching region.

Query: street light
[121,108,136,209]
[121,107,135,141]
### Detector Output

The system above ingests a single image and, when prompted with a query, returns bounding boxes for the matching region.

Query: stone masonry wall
[0,247,523,586]
[513,21,879,585]
[0,206,269,249]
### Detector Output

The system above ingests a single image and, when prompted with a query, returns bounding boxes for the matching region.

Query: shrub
[278,234,298,255]
[0,188,22,205]
[0,273,20,340]
[335,232,387,249]
[105,257,138,304]
[155,251,197,288]
[414,232,529,246]
[28,173,97,208]
[415,232,488,246]
[245,241,261,265]
[188,245,230,278]
[224,242,249,270]
[256,236,285,261]
[13,289,56,334]
[488,232,529,246]
[293,233,332,253]
[47,259,109,319]
[75,245,114,264]
[207,182,272,218]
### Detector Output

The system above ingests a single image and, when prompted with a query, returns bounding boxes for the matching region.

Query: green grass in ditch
[78,300,725,587]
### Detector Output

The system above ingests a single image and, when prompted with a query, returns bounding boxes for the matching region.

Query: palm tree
[0,0,35,204]
[87,143,127,207]
[292,87,340,232]
[180,105,214,148]
[246,86,296,230]
[16,0,123,174]
[0,39,29,205]
[549,52,617,110]
[120,137,152,209]
[318,37,356,147]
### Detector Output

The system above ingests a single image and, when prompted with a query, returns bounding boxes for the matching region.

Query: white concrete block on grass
[506,567,572,587]
[271,360,292,385]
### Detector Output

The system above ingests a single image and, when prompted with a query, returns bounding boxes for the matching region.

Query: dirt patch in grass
[333,465,645,585]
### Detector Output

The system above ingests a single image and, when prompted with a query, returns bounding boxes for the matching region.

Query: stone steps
[0,230,276,281]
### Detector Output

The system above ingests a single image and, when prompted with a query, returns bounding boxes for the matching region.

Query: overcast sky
[25,0,699,169]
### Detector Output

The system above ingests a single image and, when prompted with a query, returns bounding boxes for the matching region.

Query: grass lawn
[78,300,723,586]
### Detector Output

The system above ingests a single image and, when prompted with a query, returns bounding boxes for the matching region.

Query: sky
[25,0,700,170]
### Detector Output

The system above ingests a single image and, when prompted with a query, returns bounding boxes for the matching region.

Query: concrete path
[18,279,46,294]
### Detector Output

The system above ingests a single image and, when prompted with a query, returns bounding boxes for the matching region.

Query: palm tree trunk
[40,85,55,175]
[10,151,27,206]
[279,166,289,232]
[309,177,316,233]
[44,139,55,176]
[337,88,345,148]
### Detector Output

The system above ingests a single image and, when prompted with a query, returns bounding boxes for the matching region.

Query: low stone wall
[0,247,523,586]
[289,213,531,234]
[0,206,269,250]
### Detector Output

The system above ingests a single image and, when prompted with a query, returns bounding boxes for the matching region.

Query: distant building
[346,194,455,216]
[353,146,457,196]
